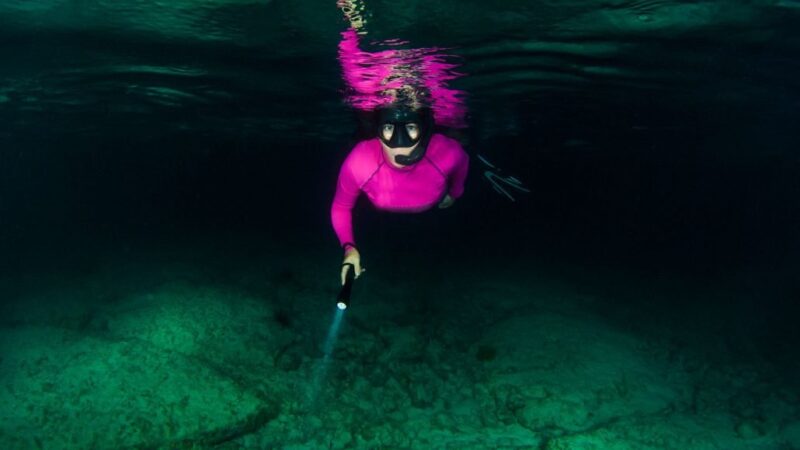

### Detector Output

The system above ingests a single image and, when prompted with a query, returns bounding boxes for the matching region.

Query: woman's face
[380,122,420,166]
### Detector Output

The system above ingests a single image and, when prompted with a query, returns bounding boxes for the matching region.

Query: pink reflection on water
[337,28,467,128]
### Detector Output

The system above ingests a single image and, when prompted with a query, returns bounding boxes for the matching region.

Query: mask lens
[405,123,420,141]
[381,124,394,141]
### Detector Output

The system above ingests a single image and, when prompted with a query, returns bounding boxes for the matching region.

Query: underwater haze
[1,0,799,448]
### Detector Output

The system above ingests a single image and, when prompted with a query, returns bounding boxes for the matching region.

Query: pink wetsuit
[331,134,469,248]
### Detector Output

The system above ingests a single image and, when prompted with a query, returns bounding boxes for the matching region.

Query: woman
[331,105,469,284]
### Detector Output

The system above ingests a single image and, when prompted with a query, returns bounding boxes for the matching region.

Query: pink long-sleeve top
[331,133,469,249]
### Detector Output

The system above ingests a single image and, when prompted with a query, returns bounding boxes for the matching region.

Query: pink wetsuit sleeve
[448,148,469,199]
[331,157,361,248]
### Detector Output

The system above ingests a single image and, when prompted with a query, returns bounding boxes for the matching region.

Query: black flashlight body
[338,263,356,309]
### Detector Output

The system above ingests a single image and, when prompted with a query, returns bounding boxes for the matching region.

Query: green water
[0,0,798,448]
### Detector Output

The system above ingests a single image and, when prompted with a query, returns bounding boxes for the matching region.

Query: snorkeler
[331,0,527,286]
[331,104,469,285]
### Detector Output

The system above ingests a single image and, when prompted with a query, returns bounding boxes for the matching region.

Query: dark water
[1,0,799,447]
[3,1,797,281]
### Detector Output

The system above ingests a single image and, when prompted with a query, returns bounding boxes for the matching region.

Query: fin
[477,154,530,202]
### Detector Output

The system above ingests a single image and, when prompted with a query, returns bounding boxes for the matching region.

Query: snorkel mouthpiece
[394,145,426,166]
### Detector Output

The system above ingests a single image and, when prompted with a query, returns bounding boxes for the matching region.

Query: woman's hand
[341,247,365,285]
[438,194,455,209]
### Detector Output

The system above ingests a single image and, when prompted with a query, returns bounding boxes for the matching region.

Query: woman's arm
[438,144,469,209]
[332,157,367,284]
[448,145,470,200]
[331,161,360,249]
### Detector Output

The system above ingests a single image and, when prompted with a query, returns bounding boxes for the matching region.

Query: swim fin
[477,154,530,202]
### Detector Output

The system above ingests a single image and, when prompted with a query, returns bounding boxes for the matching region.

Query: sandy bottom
[0,235,797,449]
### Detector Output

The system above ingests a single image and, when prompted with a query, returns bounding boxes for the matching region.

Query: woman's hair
[337,28,467,129]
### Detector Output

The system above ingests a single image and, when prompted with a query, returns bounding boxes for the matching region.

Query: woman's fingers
[341,263,365,285]
[438,194,454,209]
[341,249,365,285]
[341,260,363,285]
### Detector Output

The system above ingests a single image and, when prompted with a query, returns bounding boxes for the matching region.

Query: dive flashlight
[337,263,355,310]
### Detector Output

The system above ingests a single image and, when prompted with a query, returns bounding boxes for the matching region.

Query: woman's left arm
[438,144,469,209]
[448,146,470,200]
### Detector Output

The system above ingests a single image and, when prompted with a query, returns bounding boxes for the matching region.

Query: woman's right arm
[331,161,359,250]
[331,159,365,284]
